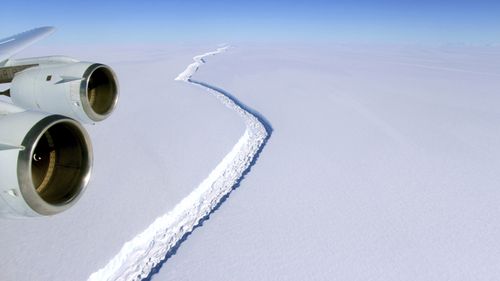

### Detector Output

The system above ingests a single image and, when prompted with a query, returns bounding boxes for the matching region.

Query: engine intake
[20,116,92,211]
[0,112,92,217]
[82,64,118,122]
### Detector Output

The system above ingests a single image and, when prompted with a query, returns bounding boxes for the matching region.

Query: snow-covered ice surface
[151,44,500,280]
[2,43,500,281]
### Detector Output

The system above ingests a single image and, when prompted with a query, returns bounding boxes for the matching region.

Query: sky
[1,0,499,45]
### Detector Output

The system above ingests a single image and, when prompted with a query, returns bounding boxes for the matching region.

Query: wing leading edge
[0,27,55,66]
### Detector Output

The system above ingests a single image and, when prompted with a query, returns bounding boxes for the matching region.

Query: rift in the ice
[190,80,273,134]
[88,46,272,281]
[144,83,273,281]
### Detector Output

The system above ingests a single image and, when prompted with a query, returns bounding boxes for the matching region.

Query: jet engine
[0,111,92,217]
[9,61,119,123]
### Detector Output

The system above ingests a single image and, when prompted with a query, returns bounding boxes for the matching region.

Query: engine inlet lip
[80,63,119,122]
[17,115,93,216]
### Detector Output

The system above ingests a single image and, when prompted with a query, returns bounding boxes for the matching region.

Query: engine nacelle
[0,111,92,217]
[10,62,119,124]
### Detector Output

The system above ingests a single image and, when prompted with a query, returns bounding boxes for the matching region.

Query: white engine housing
[10,62,119,124]
[0,111,92,217]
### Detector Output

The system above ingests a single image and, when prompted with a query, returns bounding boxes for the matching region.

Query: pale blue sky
[1,0,499,45]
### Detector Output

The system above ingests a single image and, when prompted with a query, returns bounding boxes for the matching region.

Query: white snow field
[150,44,500,281]
[2,43,500,281]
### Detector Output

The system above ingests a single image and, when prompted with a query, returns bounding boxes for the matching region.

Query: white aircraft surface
[0,27,118,218]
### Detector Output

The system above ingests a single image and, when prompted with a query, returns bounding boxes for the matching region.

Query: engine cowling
[0,111,92,217]
[10,62,119,124]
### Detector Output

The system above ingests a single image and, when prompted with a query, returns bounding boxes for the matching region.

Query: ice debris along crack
[88,46,270,281]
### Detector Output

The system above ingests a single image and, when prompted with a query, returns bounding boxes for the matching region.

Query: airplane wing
[0,26,55,66]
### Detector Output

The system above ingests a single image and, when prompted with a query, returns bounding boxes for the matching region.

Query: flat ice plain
[2,43,500,280]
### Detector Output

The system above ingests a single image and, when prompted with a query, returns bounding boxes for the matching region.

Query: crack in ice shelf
[88,46,269,281]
